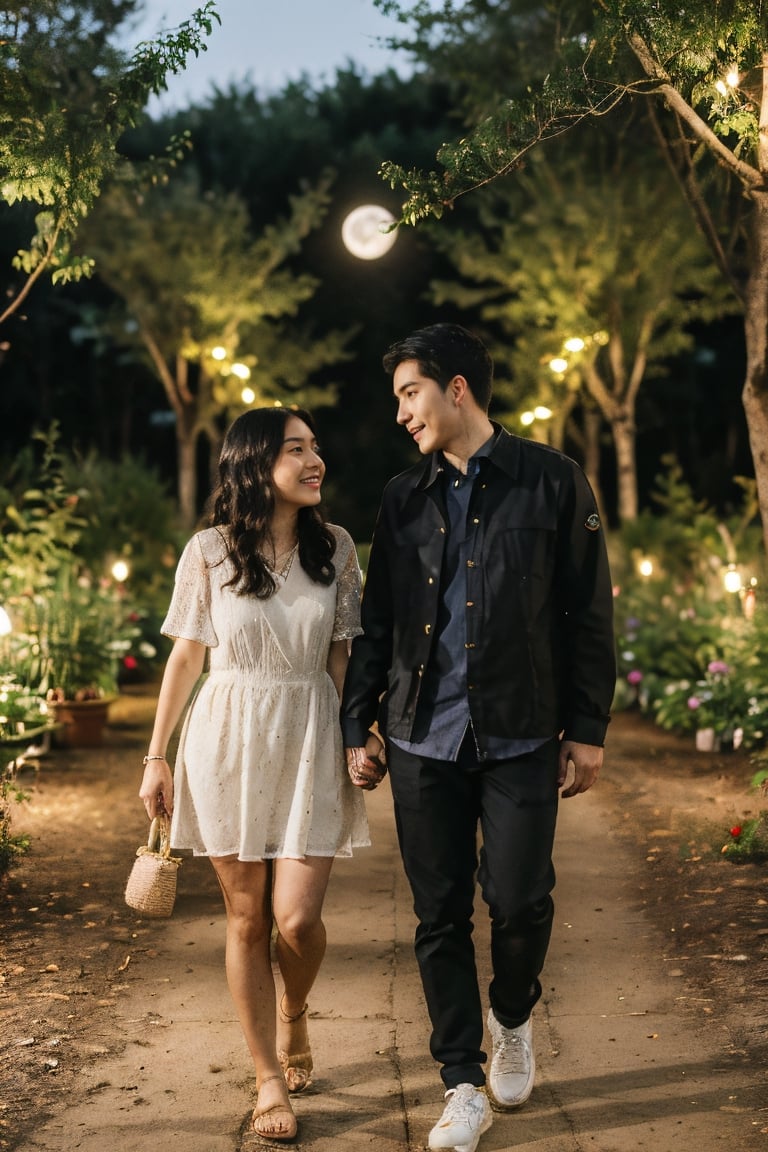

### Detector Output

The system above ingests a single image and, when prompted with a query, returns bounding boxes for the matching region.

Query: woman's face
[270,415,325,512]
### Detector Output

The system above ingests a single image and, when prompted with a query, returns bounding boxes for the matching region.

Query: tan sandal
[277,997,313,1093]
[252,1074,297,1142]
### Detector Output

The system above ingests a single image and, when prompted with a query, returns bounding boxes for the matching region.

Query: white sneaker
[428,1082,493,1152]
[486,1008,535,1109]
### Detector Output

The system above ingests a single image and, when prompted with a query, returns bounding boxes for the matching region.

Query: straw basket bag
[125,813,181,918]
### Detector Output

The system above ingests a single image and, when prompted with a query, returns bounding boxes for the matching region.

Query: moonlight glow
[341,205,398,260]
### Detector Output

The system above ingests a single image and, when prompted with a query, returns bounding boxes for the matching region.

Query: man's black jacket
[341,425,616,759]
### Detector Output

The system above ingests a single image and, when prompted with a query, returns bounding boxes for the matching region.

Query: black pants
[387,735,559,1090]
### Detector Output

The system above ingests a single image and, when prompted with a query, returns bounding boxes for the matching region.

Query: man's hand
[558,740,603,798]
[346,735,387,791]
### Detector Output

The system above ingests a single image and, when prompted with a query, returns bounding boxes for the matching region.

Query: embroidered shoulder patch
[585,512,601,532]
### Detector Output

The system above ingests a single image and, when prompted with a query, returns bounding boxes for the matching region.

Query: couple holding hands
[139,323,615,1150]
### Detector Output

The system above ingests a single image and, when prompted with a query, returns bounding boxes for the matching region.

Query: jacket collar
[415,421,522,490]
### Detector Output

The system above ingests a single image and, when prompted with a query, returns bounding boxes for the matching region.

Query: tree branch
[0,222,63,326]
[645,104,744,303]
[628,32,762,192]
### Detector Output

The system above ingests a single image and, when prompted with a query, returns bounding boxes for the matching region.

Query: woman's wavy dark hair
[210,407,335,598]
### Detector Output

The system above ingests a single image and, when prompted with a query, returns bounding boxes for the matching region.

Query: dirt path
[1,691,766,1150]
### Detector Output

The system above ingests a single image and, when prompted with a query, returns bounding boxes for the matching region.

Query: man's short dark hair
[382,323,494,412]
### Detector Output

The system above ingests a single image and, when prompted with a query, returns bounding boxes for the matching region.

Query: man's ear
[450,374,469,406]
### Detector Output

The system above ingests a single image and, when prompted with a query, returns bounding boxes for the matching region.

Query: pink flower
[707,660,730,675]
[687,696,701,710]
[627,670,643,685]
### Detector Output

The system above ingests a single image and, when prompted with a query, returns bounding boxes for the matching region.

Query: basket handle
[146,813,172,859]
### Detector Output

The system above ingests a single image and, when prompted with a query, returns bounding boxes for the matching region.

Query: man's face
[393,360,461,455]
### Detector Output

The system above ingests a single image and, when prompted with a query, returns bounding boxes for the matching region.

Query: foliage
[653,660,768,745]
[0,66,458,540]
[721,813,768,862]
[425,134,738,519]
[0,758,30,876]
[60,450,183,608]
[0,424,88,585]
[721,766,768,861]
[374,0,765,224]
[617,457,759,585]
[374,1,768,560]
[76,165,353,525]
[612,455,768,747]
[0,0,220,321]
[0,426,162,697]
[0,673,40,875]
[0,673,48,741]
[118,66,459,537]
[9,565,140,700]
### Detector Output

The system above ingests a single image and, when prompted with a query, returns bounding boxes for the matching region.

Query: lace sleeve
[161,534,219,647]
[330,526,363,643]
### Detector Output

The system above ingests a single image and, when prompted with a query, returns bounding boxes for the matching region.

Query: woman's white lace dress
[162,524,370,860]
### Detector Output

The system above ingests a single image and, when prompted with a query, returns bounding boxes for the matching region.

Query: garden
[2,434,768,876]
[0,426,181,872]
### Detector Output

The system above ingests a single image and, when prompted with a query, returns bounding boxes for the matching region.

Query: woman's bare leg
[273,856,334,1074]
[211,856,294,1133]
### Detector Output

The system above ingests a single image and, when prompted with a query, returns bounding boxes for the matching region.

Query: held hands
[139,757,174,820]
[346,734,387,791]
[558,740,603,798]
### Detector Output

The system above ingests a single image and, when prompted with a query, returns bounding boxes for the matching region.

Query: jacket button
[466,560,476,568]
[428,577,434,584]
[472,517,479,524]
[465,642,476,649]
[424,624,431,635]
[466,600,474,607]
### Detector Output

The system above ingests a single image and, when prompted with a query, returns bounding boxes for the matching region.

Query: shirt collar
[422,429,499,489]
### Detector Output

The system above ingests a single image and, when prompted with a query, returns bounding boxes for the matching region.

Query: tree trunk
[742,191,768,557]
[611,409,638,522]
[581,362,638,524]
[176,415,199,532]
[582,407,607,523]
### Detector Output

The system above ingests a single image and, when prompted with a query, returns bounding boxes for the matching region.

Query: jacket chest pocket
[492,526,555,579]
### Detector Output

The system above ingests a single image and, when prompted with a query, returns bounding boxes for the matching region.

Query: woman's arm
[326,638,350,701]
[138,637,207,819]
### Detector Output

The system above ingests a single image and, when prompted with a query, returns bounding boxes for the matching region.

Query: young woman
[139,407,369,1142]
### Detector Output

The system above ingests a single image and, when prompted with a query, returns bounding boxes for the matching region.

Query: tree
[0,0,220,325]
[121,67,459,538]
[428,135,737,521]
[77,169,352,527]
[376,0,768,551]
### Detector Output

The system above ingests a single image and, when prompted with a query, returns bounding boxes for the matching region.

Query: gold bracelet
[143,755,167,764]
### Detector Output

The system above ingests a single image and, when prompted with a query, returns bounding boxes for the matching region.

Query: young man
[342,323,615,1152]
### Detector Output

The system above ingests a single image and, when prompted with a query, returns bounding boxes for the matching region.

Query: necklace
[259,542,298,580]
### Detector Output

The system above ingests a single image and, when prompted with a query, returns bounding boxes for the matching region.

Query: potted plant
[0,427,141,746]
[7,564,140,747]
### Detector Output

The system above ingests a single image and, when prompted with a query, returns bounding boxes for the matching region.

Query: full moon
[341,205,398,260]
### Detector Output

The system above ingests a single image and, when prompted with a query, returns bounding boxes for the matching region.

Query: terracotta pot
[49,697,115,748]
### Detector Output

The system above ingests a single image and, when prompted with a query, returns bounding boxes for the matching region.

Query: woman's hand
[139,757,174,819]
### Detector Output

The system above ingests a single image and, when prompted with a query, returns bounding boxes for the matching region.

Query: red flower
[123,655,139,670]
[729,825,742,838]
